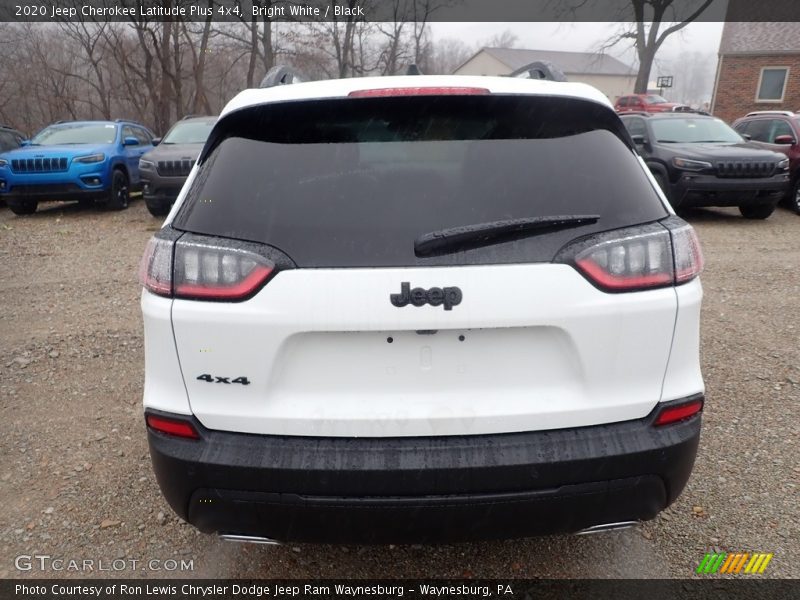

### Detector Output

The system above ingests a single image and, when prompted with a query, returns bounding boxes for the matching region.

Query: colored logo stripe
[698,552,773,574]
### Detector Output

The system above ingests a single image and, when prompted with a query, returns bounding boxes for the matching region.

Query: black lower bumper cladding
[146,395,702,543]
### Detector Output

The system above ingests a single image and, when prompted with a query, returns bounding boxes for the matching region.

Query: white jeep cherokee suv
[139,74,705,543]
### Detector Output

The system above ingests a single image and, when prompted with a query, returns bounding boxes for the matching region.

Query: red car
[615,94,685,113]
[733,111,800,214]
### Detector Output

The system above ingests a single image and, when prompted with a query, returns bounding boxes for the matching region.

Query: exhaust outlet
[575,521,638,535]
[219,534,282,545]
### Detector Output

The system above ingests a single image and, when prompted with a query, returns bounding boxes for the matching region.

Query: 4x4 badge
[390,282,462,311]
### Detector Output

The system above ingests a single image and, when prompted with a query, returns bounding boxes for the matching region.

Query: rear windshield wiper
[414,215,600,256]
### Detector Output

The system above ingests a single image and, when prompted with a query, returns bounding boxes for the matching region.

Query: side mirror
[123,136,139,146]
[631,134,647,146]
[741,133,752,141]
[151,137,161,146]
[774,134,796,145]
[20,140,31,147]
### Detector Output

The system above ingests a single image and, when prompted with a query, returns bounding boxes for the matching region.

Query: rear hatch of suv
[162,91,680,437]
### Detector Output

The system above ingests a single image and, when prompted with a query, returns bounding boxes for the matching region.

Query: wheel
[789,178,800,215]
[7,198,37,215]
[105,169,129,210]
[145,197,172,217]
[739,203,776,219]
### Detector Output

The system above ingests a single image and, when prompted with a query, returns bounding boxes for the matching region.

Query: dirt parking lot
[1,199,798,579]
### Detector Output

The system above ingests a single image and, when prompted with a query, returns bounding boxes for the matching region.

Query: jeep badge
[390,282,463,311]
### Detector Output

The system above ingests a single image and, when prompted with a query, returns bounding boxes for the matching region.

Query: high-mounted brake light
[563,219,704,293]
[146,414,200,439]
[653,398,703,426]
[139,232,278,302]
[348,87,490,98]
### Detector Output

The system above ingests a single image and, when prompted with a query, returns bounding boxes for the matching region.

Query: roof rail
[260,65,304,88]
[616,111,652,117]
[509,61,568,82]
[745,110,795,117]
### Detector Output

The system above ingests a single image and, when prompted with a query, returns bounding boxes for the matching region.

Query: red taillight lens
[670,223,704,283]
[565,219,703,293]
[139,233,277,302]
[139,236,173,296]
[653,398,703,426]
[146,414,200,439]
[574,228,675,291]
[348,87,490,98]
[173,239,274,301]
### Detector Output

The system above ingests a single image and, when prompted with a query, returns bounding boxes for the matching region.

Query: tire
[7,198,37,215]
[145,197,172,217]
[739,203,776,219]
[105,169,130,211]
[789,178,800,215]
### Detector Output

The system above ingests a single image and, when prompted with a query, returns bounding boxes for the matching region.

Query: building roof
[463,47,634,76]
[719,22,800,55]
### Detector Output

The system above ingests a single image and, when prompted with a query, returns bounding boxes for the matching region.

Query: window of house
[756,67,789,102]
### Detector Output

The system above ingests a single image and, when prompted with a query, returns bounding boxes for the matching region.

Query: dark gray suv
[139,116,216,216]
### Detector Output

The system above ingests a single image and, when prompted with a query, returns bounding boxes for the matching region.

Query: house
[453,47,636,100]
[711,22,800,123]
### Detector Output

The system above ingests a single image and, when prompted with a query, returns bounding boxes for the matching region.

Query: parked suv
[0,120,154,215]
[615,94,685,113]
[732,110,800,214]
[139,75,705,543]
[620,113,790,219]
[0,124,25,153]
[139,116,216,217]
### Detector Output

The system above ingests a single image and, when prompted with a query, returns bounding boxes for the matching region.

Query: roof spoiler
[509,61,568,82]
[259,65,304,88]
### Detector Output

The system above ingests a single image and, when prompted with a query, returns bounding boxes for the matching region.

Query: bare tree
[484,29,518,49]
[581,0,714,93]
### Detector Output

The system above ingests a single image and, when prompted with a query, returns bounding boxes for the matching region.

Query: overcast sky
[430,22,725,65]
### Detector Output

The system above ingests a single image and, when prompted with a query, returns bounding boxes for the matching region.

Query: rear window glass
[173,95,668,268]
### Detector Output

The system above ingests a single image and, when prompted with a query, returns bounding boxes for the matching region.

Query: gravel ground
[0,199,798,579]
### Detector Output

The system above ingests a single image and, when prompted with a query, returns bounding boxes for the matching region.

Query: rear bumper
[146,395,702,543]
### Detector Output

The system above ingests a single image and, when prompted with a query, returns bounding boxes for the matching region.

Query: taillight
[653,398,704,426]
[348,87,490,98]
[670,223,705,283]
[574,229,674,291]
[146,413,200,439]
[139,236,173,296]
[139,231,287,302]
[558,218,703,292]
[172,237,274,301]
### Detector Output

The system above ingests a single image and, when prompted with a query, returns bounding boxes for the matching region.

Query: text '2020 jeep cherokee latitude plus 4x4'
[139,75,705,543]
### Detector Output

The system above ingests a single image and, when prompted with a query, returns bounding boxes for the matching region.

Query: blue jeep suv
[0,120,155,215]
